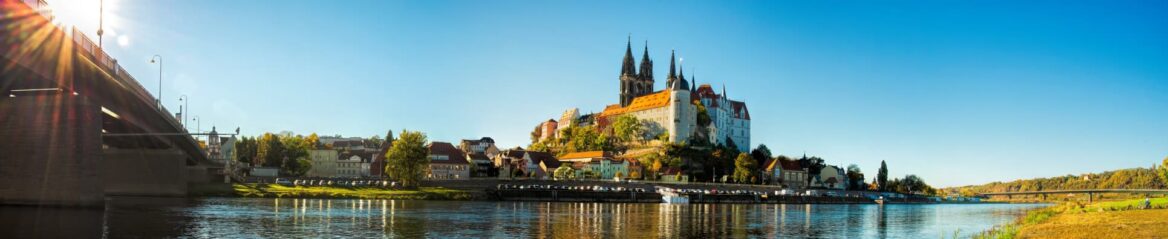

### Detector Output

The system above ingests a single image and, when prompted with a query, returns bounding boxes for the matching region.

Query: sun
[43,0,125,46]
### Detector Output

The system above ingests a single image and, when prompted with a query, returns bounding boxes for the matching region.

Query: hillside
[947,167,1166,196]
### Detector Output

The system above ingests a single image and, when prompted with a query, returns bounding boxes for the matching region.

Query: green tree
[877,160,889,192]
[732,153,756,183]
[694,100,712,127]
[278,134,313,176]
[1160,156,1168,186]
[846,164,866,190]
[612,115,643,144]
[553,165,575,180]
[233,136,258,165]
[750,144,772,167]
[386,130,429,188]
[368,135,383,149]
[256,133,285,168]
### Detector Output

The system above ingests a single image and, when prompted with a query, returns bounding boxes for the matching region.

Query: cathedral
[592,38,751,152]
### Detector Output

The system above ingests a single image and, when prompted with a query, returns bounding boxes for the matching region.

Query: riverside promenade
[421,179,931,204]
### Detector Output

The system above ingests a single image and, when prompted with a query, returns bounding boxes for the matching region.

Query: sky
[46,0,1168,187]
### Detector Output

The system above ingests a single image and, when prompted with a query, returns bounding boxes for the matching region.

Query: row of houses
[491,150,642,180]
[761,157,851,190]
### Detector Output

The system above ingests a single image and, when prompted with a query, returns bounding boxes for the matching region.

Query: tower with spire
[619,36,654,107]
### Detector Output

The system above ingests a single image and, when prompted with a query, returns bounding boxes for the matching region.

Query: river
[1,197,1046,238]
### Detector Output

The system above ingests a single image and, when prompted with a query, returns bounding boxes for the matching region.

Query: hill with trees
[946,164,1167,197]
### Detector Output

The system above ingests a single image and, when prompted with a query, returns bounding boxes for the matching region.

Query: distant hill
[946,167,1166,196]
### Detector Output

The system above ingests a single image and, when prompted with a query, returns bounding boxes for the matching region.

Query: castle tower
[668,63,693,143]
[619,37,638,107]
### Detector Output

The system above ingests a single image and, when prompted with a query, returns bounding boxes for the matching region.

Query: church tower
[619,37,638,107]
[638,41,654,96]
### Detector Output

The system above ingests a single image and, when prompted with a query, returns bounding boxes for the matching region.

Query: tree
[256,133,285,167]
[305,133,320,149]
[750,144,772,168]
[846,164,866,190]
[732,153,756,183]
[368,135,384,149]
[386,130,429,188]
[799,155,825,185]
[1160,156,1168,186]
[694,100,712,127]
[612,115,643,144]
[234,136,258,165]
[529,123,543,144]
[877,160,889,192]
[278,134,313,176]
[553,165,575,180]
[615,171,625,179]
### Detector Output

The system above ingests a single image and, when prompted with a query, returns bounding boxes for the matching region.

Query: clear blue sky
[50,0,1167,187]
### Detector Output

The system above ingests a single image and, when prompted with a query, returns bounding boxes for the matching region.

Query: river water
[1,197,1046,238]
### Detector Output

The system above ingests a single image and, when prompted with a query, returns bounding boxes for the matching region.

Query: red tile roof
[730,100,750,120]
[428,142,468,164]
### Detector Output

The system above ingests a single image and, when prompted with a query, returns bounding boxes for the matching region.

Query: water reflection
[0,198,1046,238]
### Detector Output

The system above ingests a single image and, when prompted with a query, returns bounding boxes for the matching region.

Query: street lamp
[192,115,200,138]
[149,55,162,111]
[178,95,188,131]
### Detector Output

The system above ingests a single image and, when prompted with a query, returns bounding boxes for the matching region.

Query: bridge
[1,0,231,207]
[979,189,1168,203]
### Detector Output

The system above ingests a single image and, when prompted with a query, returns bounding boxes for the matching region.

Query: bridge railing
[69,27,184,131]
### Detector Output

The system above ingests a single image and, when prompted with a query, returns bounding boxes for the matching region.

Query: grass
[232,183,476,200]
[975,197,1168,239]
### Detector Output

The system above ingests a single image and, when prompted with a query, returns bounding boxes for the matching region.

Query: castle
[586,38,751,152]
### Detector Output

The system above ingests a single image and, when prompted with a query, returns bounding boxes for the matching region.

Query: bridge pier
[0,94,106,207]
[102,149,189,197]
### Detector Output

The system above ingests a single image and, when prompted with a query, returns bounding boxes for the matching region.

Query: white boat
[657,187,690,204]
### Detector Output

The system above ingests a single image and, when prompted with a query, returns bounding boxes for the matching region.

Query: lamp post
[97,0,104,47]
[178,95,188,131]
[149,55,162,111]
[192,116,200,139]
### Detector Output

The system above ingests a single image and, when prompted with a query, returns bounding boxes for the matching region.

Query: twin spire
[620,36,637,76]
[621,36,693,91]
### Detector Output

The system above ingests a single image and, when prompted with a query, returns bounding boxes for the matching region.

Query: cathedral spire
[621,35,636,76]
[639,40,653,82]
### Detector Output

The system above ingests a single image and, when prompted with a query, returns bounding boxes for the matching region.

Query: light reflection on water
[0,197,1047,238]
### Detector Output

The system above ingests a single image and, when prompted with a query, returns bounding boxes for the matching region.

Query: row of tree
[234,133,318,176]
[947,158,1168,197]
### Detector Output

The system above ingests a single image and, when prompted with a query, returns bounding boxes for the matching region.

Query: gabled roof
[729,100,750,120]
[499,149,527,159]
[428,142,468,164]
[527,151,558,165]
[467,153,491,161]
[762,158,777,171]
[780,159,803,171]
[540,159,562,169]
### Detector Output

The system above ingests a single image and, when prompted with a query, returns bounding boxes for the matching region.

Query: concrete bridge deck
[1,0,222,207]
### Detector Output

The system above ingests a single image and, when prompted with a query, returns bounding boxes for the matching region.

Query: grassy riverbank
[976,198,1168,239]
[232,184,477,200]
